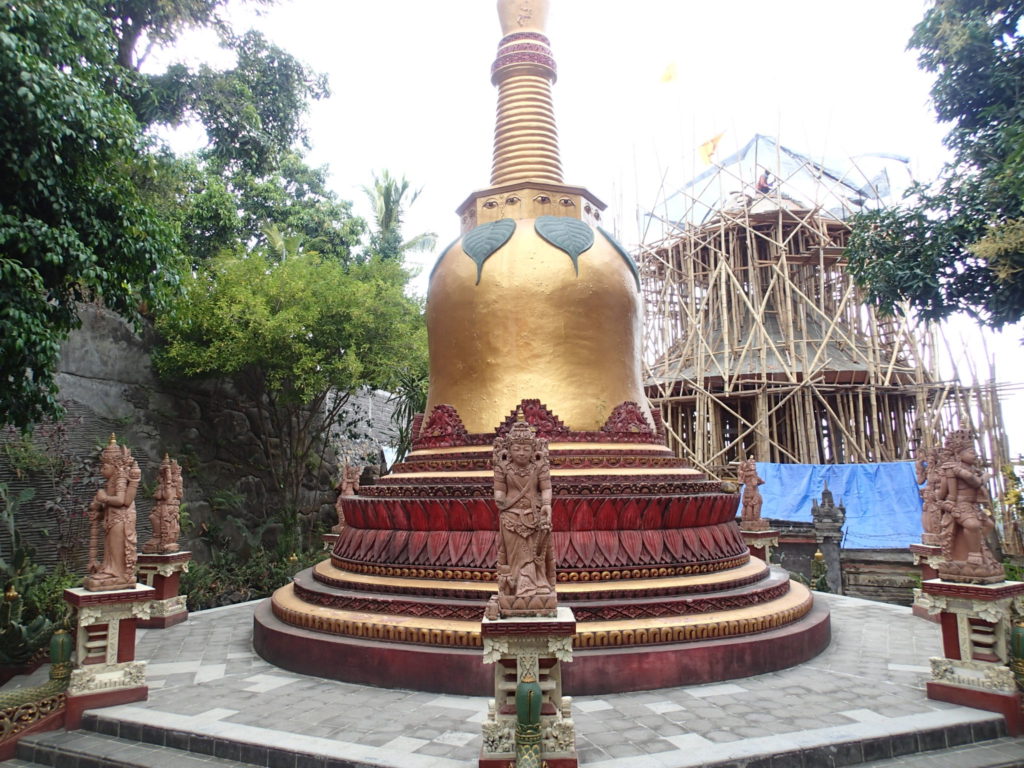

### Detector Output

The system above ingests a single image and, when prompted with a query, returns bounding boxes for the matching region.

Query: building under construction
[638,135,1020,552]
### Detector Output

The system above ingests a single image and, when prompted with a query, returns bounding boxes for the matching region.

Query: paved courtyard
[41,586,1010,766]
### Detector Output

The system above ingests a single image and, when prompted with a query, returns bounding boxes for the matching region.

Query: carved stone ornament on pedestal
[737,457,768,532]
[83,435,141,592]
[479,608,578,768]
[916,445,947,548]
[486,417,557,620]
[914,579,1024,735]
[933,429,1005,584]
[332,462,361,534]
[142,454,183,554]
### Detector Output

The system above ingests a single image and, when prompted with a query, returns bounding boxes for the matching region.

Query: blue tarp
[745,462,923,549]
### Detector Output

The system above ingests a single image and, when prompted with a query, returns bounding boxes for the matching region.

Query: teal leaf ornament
[597,226,641,290]
[462,219,516,284]
[535,216,594,275]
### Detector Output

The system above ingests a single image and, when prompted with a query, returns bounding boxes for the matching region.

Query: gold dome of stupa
[424,0,651,435]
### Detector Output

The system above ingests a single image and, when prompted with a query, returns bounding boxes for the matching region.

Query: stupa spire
[490,0,562,185]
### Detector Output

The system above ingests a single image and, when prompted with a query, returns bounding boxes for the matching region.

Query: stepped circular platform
[254,403,830,695]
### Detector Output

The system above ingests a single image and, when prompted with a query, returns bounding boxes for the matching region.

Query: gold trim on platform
[314,558,767,596]
[331,554,750,582]
[387,467,701,480]
[271,582,814,650]
[407,443,675,457]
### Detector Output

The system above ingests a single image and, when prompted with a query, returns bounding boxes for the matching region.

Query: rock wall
[0,304,396,569]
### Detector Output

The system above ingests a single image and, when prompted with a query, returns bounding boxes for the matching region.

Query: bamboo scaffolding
[638,141,1018,550]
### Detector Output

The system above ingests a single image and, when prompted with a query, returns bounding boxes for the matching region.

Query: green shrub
[182,546,324,612]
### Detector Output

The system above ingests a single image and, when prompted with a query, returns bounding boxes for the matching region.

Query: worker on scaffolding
[756,168,773,194]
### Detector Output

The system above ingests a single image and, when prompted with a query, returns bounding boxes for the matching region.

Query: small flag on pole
[699,132,725,165]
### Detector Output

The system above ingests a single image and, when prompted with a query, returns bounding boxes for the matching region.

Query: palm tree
[362,170,437,261]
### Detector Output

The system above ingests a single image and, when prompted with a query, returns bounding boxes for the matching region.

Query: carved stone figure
[487,418,556,618]
[935,429,1005,584]
[916,446,946,546]
[331,462,361,534]
[737,456,768,531]
[339,462,361,497]
[142,455,182,554]
[84,435,140,591]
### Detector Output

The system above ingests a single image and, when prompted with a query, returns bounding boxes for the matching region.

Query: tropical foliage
[846,0,1024,328]
[155,243,427,517]
[0,0,331,430]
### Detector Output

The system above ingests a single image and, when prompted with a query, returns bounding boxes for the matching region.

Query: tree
[362,170,437,262]
[154,244,427,520]
[0,2,178,429]
[845,0,1024,328]
[170,152,365,264]
[0,0,334,430]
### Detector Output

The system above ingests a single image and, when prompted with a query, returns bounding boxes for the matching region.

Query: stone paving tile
[14,592,1018,768]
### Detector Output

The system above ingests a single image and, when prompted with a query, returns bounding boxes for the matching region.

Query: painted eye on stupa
[559,197,575,207]
[532,194,551,204]
[505,196,521,205]
[482,199,499,209]
[584,204,592,215]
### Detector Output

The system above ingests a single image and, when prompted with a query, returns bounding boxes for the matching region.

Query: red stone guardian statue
[143,454,183,554]
[84,435,141,591]
[487,418,557,618]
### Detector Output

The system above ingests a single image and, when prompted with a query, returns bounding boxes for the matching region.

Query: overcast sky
[153,0,1023,455]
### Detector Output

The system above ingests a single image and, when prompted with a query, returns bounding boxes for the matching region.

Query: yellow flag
[660,62,677,83]
[699,132,725,165]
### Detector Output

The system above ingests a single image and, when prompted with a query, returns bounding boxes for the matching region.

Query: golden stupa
[254,0,830,697]
[426,0,651,435]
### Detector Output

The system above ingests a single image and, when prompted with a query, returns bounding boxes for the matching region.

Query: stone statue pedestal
[910,543,946,622]
[480,607,578,768]
[136,551,191,628]
[915,579,1024,735]
[63,584,154,729]
[741,528,780,563]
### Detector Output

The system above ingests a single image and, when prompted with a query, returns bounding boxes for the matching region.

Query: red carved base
[926,681,1023,736]
[253,599,830,696]
[137,611,188,629]
[65,685,148,730]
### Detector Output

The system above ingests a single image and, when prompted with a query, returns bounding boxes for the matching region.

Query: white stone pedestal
[63,584,154,728]
[479,606,578,768]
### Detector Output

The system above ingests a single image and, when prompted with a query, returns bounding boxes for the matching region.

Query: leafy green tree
[170,152,365,264]
[362,170,437,262]
[846,0,1024,327]
[0,0,334,430]
[155,244,427,518]
[0,1,178,429]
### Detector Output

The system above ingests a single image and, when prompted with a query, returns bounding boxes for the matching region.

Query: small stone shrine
[65,435,152,727]
[914,428,1023,735]
[481,417,577,767]
[810,484,844,594]
[737,457,779,562]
